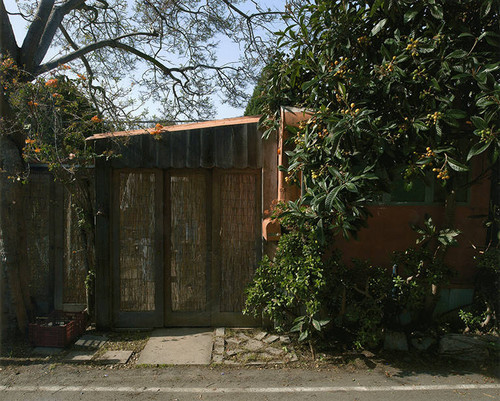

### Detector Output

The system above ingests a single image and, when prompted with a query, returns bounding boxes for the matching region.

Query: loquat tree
[257,0,500,241]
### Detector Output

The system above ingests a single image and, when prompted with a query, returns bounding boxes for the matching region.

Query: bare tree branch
[20,0,55,70]
[0,0,19,58]
[219,0,281,58]
[34,0,86,68]
[36,31,158,74]
[58,23,102,114]
[220,0,283,21]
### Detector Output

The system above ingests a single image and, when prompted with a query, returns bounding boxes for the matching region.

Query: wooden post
[94,140,112,329]
[52,176,64,311]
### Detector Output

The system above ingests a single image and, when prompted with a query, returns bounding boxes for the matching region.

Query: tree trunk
[0,73,32,335]
[0,135,31,334]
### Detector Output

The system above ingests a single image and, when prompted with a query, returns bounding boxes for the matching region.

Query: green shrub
[391,216,458,329]
[328,260,393,349]
[460,247,500,333]
[244,228,334,342]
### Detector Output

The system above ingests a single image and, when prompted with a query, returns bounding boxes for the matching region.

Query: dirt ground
[0,327,498,380]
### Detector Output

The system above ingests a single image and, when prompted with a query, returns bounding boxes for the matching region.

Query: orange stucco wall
[275,108,492,287]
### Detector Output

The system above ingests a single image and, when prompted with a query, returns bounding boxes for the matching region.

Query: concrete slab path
[137,328,213,365]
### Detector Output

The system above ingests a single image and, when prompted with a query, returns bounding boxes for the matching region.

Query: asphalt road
[0,364,498,401]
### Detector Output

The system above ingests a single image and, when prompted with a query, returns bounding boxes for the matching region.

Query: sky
[3,0,288,120]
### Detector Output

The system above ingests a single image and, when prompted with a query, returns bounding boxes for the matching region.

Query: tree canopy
[257,0,500,240]
[0,0,286,334]
[1,0,284,122]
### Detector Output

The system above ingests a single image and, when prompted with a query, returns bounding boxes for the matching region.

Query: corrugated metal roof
[93,116,264,169]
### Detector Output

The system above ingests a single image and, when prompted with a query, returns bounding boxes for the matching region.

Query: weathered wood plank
[118,172,156,312]
[62,191,87,304]
[170,173,208,312]
[53,177,64,311]
[219,172,259,312]
[95,153,112,329]
[25,173,52,315]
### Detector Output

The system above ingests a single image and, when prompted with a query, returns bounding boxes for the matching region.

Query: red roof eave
[86,115,262,141]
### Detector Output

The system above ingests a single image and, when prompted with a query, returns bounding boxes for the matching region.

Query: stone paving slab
[255,332,267,341]
[222,329,298,365]
[97,350,133,364]
[263,335,280,344]
[280,335,291,344]
[65,351,95,363]
[212,328,225,364]
[243,339,264,352]
[137,328,213,365]
[74,335,107,349]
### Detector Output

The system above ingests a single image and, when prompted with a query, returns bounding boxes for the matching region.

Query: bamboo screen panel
[119,172,156,311]
[219,173,258,312]
[62,192,87,304]
[26,174,51,306]
[170,174,208,312]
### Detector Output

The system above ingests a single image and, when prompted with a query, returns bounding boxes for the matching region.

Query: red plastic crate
[29,311,87,347]
[49,310,88,336]
[29,319,77,348]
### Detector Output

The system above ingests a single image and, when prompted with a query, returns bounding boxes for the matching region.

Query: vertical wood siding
[219,173,258,312]
[26,173,51,312]
[62,192,87,304]
[170,174,208,312]
[118,172,156,311]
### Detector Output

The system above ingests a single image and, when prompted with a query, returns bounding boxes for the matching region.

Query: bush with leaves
[327,260,393,349]
[5,68,109,318]
[391,216,459,329]
[8,72,105,173]
[244,204,335,344]
[460,247,500,333]
[255,0,500,241]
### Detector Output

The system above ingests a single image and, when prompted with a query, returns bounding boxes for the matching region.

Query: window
[379,172,469,205]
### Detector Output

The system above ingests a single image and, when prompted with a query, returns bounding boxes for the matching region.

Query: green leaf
[298,330,309,342]
[302,78,318,92]
[337,82,346,97]
[438,228,461,246]
[371,19,387,36]
[446,109,467,119]
[447,156,469,172]
[430,78,441,91]
[430,5,443,19]
[325,186,343,209]
[476,97,497,108]
[345,182,358,192]
[312,319,322,331]
[435,123,442,137]
[404,10,418,23]
[475,72,488,85]
[480,0,492,17]
[470,116,488,130]
[467,141,491,161]
[413,121,428,131]
[446,50,468,59]
[290,320,303,332]
[483,63,500,73]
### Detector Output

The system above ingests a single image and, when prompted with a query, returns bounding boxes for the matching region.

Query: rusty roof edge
[86,115,262,141]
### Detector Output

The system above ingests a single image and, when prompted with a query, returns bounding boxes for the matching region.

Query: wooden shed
[89,116,277,329]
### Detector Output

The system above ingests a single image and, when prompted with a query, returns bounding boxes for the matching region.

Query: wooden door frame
[112,168,164,328]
